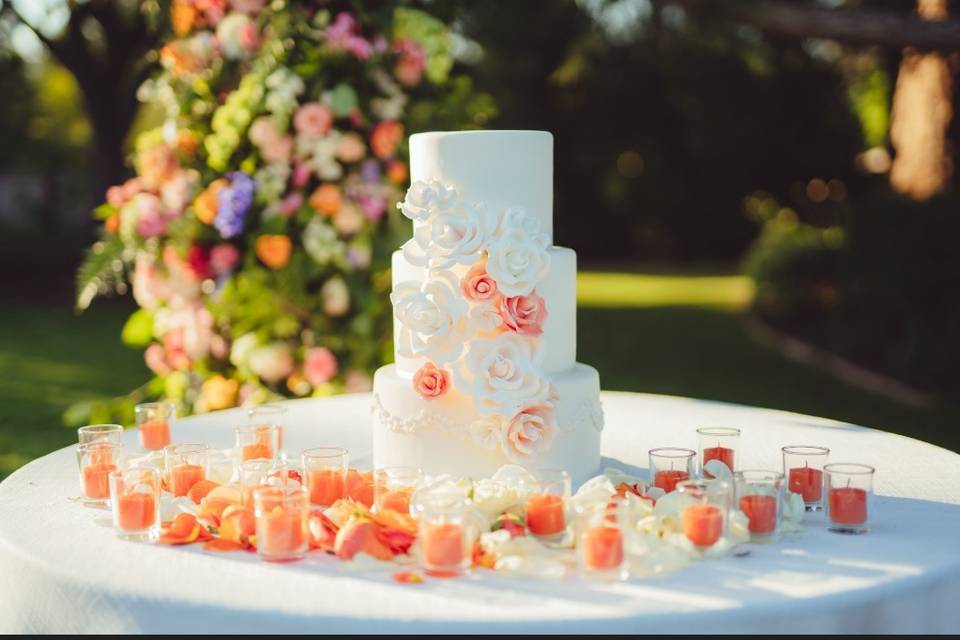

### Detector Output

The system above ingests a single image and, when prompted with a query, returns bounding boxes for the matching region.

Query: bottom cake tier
[371,363,603,486]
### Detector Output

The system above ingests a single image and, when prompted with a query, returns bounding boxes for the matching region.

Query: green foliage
[75,236,127,311]
[121,309,154,347]
[393,7,453,83]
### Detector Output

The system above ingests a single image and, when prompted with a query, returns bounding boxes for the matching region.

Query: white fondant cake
[371,130,603,484]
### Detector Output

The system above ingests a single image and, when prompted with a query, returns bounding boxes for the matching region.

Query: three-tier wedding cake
[371,130,603,483]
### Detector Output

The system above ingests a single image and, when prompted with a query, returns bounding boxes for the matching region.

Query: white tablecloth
[1,391,958,634]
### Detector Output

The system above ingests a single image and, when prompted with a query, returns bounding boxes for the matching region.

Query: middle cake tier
[391,246,577,375]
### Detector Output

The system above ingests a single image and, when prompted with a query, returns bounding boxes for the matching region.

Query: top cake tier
[409,130,554,242]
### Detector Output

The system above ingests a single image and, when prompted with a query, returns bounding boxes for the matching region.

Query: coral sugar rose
[498,290,548,337]
[413,362,449,399]
[461,263,498,302]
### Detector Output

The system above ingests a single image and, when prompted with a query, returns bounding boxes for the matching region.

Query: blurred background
[1,0,958,479]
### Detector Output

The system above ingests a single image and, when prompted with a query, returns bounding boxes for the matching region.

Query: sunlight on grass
[577,272,755,310]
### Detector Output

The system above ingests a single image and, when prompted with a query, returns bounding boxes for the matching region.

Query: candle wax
[242,442,273,461]
[703,446,735,477]
[829,487,867,525]
[260,506,305,556]
[139,419,170,450]
[526,494,566,535]
[377,488,412,514]
[423,523,465,573]
[739,495,778,534]
[582,525,624,570]
[653,470,690,493]
[255,425,282,450]
[345,469,375,508]
[682,503,724,547]
[788,466,823,503]
[83,463,117,499]
[88,443,115,465]
[117,492,156,530]
[170,463,205,497]
[307,468,345,506]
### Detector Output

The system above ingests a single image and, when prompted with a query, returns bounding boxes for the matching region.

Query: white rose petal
[453,333,550,415]
[392,271,471,365]
[397,180,457,223]
[486,227,551,297]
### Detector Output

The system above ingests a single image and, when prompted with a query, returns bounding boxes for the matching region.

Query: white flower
[248,343,294,383]
[454,333,551,415]
[391,271,471,364]
[486,213,551,296]
[403,201,496,269]
[397,180,457,223]
[467,415,503,451]
[500,403,556,461]
[216,13,256,60]
[471,477,524,521]
[297,131,343,181]
[303,218,346,266]
[322,277,351,316]
[468,304,504,335]
[229,333,259,368]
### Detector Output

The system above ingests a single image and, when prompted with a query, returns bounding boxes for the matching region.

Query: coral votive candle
[682,503,724,547]
[739,495,777,534]
[308,468,344,506]
[260,507,306,556]
[829,487,867,525]
[789,466,823,503]
[170,463,204,497]
[377,488,412,514]
[83,463,117,499]
[582,525,624,570]
[242,442,273,461]
[423,523,465,569]
[117,492,157,531]
[139,419,170,451]
[703,446,735,476]
[653,470,690,493]
[526,494,566,536]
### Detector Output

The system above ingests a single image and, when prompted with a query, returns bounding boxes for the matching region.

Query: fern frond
[75,235,127,312]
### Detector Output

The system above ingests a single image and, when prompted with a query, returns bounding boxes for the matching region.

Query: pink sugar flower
[461,263,499,302]
[498,290,548,337]
[413,362,450,399]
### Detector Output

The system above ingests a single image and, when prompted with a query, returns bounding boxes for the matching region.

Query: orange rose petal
[204,538,245,552]
[166,513,198,538]
[392,571,423,584]
[187,480,221,504]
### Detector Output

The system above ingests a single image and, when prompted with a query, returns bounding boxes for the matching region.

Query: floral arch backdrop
[72,1,458,424]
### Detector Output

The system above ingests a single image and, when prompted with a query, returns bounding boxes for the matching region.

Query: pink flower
[294,102,333,137]
[461,263,499,302]
[413,362,449,399]
[106,186,125,207]
[502,404,556,461]
[337,132,367,163]
[304,347,339,387]
[344,369,372,393]
[209,243,240,275]
[292,162,311,188]
[325,13,373,60]
[393,38,426,87]
[120,177,144,202]
[260,133,293,164]
[498,290,548,337]
[132,194,176,238]
[231,0,267,16]
[144,343,172,376]
[278,192,304,217]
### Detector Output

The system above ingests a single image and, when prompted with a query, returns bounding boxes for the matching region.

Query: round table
[1,391,958,634]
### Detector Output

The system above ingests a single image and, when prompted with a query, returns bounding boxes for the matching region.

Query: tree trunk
[889,0,954,199]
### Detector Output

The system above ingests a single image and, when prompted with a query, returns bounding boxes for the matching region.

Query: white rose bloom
[467,415,503,451]
[486,226,551,298]
[468,301,504,335]
[248,342,294,384]
[454,333,551,415]
[403,201,495,269]
[397,180,457,223]
[391,270,471,364]
[230,333,259,368]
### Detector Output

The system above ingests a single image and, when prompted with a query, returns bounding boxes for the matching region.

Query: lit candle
[83,463,117,499]
[739,495,777,534]
[653,469,690,493]
[829,487,867,525]
[789,465,823,503]
[703,446,735,477]
[260,506,306,557]
[256,424,282,450]
[307,468,344,506]
[242,442,273,461]
[377,488,412,514]
[116,492,156,531]
[422,523,465,571]
[169,463,204,497]
[525,494,565,536]
[582,525,624,570]
[139,419,170,451]
[682,503,724,547]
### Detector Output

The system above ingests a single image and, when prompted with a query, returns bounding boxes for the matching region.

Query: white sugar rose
[500,404,557,461]
[454,333,551,415]
[486,226,551,298]
[403,201,495,269]
[391,271,471,364]
[468,415,503,451]
[397,180,457,223]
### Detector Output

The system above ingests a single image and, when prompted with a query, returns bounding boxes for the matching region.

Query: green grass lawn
[1,270,956,480]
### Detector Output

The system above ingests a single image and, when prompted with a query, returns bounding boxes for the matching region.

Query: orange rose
[309,183,342,216]
[171,0,197,37]
[194,178,228,224]
[412,362,449,399]
[387,159,408,184]
[371,121,404,160]
[200,375,239,411]
[105,213,121,234]
[176,130,198,155]
[255,235,292,269]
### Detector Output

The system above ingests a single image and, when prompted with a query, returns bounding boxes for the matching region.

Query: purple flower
[214,172,255,239]
[358,194,386,221]
[360,159,382,183]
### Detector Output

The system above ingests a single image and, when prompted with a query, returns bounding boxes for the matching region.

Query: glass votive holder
[735,470,784,542]
[374,466,422,514]
[253,485,309,562]
[648,448,696,493]
[109,466,160,541]
[697,427,740,477]
[248,404,287,451]
[677,479,732,550]
[824,463,874,535]
[575,499,628,581]
[782,446,830,511]
[240,459,276,507]
[164,443,209,497]
[415,492,472,578]
[77,424,124,447]
[236,424,280,462]
[77,441,123,504]
[303,447,348,507]
[135,402,175,451]
[522,469,571,540]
